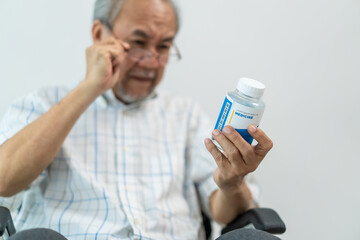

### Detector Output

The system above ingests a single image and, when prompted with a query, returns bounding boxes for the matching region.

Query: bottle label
[214,95,264,144]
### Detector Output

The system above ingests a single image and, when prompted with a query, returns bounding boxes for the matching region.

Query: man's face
[108,0,177,103]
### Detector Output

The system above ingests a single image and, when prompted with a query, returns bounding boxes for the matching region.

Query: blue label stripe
[235,128,254,145]
[214,96,232,131]
[235,125,260,145]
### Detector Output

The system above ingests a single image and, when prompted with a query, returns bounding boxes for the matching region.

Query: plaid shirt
[0,86,259,240]
[0,86,223,240]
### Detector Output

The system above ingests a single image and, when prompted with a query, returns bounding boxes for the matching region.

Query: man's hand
[0,37,131,197]
[204,125,273,223]
[205,125,273,191]
[84,37,130,95]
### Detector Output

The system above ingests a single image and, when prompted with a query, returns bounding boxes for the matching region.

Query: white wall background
[0,0,359,239]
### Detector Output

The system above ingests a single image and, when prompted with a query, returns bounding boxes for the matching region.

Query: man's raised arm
[0,37,129,197]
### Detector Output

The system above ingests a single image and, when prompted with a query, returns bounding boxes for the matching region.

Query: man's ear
[91,20,109,42]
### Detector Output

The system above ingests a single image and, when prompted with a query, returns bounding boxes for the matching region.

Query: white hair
[93,0,180,31]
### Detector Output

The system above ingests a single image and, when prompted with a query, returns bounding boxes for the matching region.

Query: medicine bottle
[213,77,266,149]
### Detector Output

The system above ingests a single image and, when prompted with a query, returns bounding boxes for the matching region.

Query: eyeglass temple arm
[173,44,182,60]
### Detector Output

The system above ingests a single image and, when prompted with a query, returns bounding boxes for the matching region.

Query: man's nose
[138,55,160,68]
[138,47,160,68]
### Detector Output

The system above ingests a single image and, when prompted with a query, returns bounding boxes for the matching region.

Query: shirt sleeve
[185,102,219,217]
[0,88,57,216]
[185,102,261,218]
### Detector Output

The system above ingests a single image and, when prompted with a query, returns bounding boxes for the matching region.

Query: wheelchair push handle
[0,206,16,237]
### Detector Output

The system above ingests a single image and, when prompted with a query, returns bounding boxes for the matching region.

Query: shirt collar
[101,89,157,110]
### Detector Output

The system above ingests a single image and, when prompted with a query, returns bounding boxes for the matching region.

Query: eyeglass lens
[127,49,169,66]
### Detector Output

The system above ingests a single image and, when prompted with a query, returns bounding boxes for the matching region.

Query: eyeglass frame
[100,20,182,66]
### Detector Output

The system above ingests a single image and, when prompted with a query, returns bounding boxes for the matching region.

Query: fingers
[105,46,126,63]
[84,35,131,95]
[92,44,126,72]
[204,138,229,170]
[212,128,246,166]
[221,126,255,165]
[211,125,273,168]
[205,125,273,193]
[99,37,130,50]
[247,125,273,157]
[97,37,130,63]
[112,63,121,81]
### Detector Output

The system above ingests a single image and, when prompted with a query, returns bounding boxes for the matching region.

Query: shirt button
[124,146,129,152]
[126,186,131,191]
[134,218,139,226]
[123,110,127,116]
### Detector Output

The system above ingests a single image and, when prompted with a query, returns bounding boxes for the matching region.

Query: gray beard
[116,85,139,104]
[115,85,155,104]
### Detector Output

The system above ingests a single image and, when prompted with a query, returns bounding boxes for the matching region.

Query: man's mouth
[130,76,153,82]
[128,70,156,82]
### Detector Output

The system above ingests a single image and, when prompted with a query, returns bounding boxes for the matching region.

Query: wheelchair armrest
[0,206,16,237]
[221,208,286,235]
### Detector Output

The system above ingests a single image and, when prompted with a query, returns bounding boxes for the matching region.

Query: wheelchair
[1,206,285,240]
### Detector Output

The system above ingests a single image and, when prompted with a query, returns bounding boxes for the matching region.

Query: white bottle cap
[236,77,266,98]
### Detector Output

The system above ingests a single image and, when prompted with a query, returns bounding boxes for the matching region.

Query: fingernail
[204,138,211,144]
[248,125,257,133]
[123,42,130,49]
[223,126,231,134]
[212,129,220,136]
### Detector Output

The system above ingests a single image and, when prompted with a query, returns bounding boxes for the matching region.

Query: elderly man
[0,0,273,239]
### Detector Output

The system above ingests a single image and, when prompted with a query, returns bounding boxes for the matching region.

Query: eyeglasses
[125,45,182,66]
[102,20,182,66]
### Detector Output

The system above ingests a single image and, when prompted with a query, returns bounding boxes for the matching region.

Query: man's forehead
[120,0,174,13]
[131,29,175,42]
[117,0,176,26]
[113,0,177,39]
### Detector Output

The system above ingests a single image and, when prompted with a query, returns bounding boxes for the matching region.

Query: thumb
[112,64,121,82]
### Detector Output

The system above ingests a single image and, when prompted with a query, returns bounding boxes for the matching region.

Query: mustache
[128,69,156,79]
